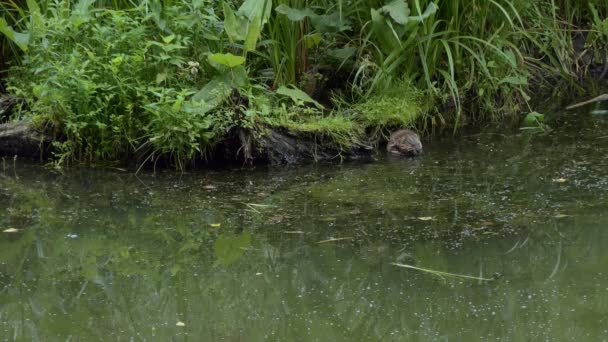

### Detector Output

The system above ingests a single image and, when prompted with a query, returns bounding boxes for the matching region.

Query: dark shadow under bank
[0,119,377,168]
[0,79,606,169]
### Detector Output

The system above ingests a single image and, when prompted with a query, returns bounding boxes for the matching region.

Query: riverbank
[1,1,607,168]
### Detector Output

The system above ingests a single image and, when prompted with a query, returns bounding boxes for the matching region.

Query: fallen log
[259,127,373,165]
[0,120,53,159]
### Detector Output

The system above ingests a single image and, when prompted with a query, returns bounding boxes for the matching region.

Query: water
[1,113,608,341]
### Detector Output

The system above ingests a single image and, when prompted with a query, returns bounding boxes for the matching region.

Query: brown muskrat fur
[386,129,422,156]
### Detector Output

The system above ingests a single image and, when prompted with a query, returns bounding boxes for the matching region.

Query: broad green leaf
[328,47,356,60]
[275,4,316,21]
[192,67,248,112]
[0,18,29,51]
[192,78,231,113]
[223,0,271,53]
[244,14,261,54]
[376,1,437,26]
[408,2,438,23]
[209,53,246,68]
[304,33,322,48]
[379,0,410,25]
[162,34,176,44]
[522,112,544,126]
[277,85,324,109]
[237,0,272,24]
[214,233,252,266]
[310,11,351,33]
[370,8,401,52]
[223,2,246,41]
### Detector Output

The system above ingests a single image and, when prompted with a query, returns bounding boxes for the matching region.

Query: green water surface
[1,113,608,341]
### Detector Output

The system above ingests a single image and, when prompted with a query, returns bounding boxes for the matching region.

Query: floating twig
[316,237,353,244]
[390,262,496,282]
[566,93,608,110]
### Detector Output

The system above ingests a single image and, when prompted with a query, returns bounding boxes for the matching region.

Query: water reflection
[1,116,608,340]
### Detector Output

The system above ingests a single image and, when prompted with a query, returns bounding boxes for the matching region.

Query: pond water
[1,111,608,341]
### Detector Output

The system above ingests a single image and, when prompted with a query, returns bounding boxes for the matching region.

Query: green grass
[353,80,424,133]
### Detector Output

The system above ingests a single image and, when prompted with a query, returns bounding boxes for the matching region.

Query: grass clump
[267,105,363,149]
[353,80,426,137]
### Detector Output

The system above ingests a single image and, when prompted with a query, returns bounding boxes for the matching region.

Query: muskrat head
[387,129,423,157]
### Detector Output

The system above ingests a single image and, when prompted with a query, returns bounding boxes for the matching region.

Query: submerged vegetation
[0,0,607,166]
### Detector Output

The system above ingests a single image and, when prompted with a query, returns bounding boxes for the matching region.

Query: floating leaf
[170,264,181,276]
[554,214,572,218]
[214,233,252,266]
[176,321,186,327]
[3,228,19,233]
[210,223,221,227]
[418,216,433,221]
[552,178,567,183]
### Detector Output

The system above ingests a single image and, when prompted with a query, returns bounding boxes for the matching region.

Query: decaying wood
[0,120,53,159]
[259,127,372,165]
[0,95,22,121]
[566,93,608,110]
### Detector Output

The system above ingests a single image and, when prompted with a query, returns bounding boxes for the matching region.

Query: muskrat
[386,129,422,156]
